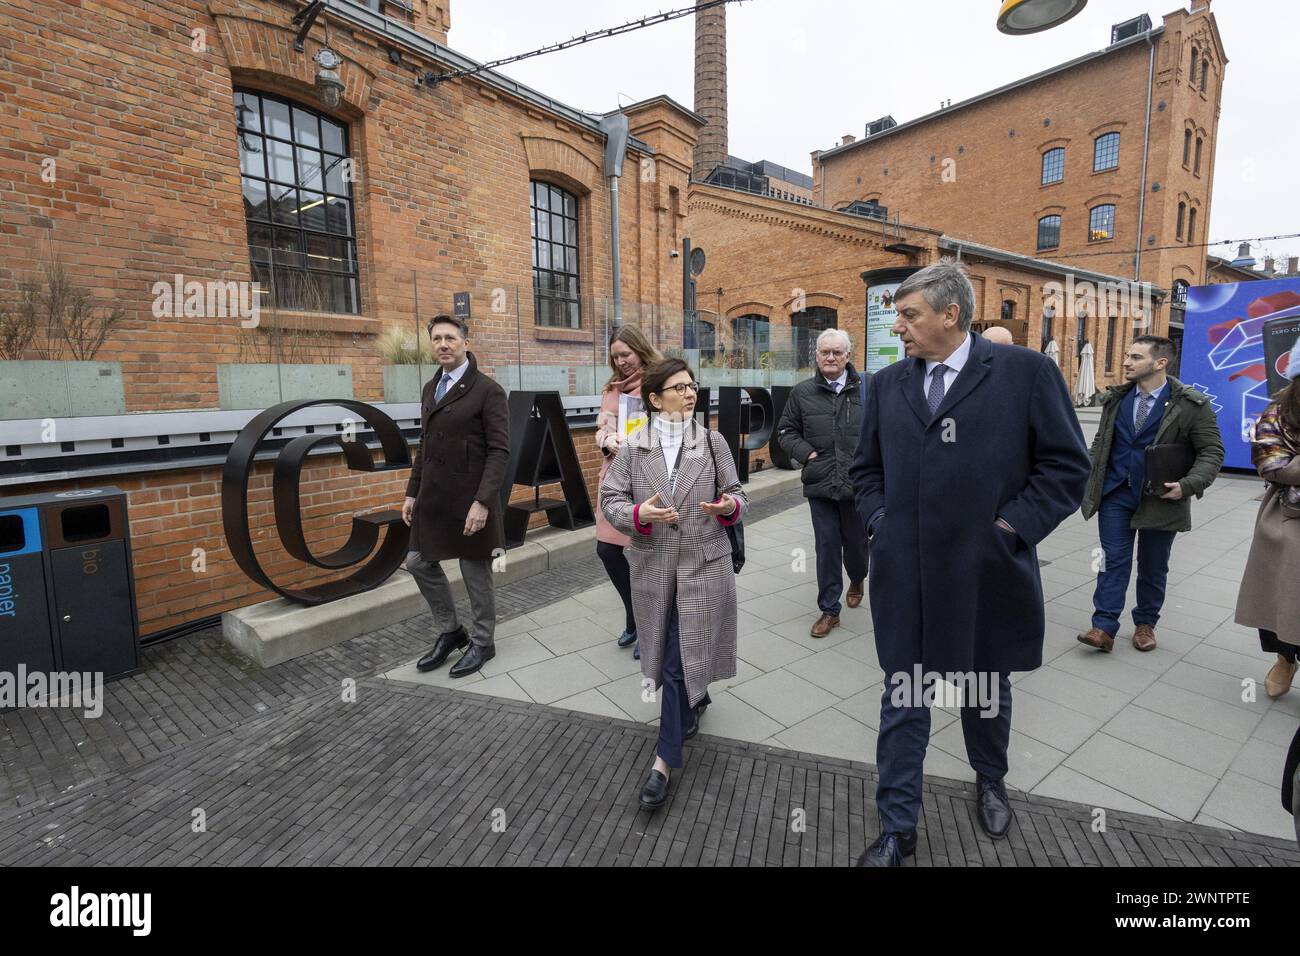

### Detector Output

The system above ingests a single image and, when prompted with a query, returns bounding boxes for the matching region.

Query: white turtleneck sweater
[654,415,689,489]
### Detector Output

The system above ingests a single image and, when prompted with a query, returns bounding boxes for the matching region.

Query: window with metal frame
[1194,137,1203,174]
[1187,207,1197,244]
[1183,128,1192,166]
[1105,316,1118,373]
[1093,132,1120,172]
[531,180,581,329]
[1037,214,1061,250]
[730,314,770,368]
[1041,147,1065,185]
[790,307,837,370]
[1088,204,1115,242]
[235,88,360,314]
[1177,202,1186,239]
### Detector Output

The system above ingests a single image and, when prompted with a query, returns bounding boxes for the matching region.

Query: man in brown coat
[402,314,510,677]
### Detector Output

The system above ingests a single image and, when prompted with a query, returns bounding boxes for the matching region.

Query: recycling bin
[0,504,58,675]
[0,486,140,683]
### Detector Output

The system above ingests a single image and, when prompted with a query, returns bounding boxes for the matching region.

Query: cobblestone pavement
[1,678,1295,866]
[2,481,1297,865]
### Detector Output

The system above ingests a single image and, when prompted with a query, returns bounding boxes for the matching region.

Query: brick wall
[812,3,1224,309]
[0,0,696,408]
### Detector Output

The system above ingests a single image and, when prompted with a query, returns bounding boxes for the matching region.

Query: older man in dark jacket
[402,314,510,678]
[850,262,1090,867]
[777,328,871,637]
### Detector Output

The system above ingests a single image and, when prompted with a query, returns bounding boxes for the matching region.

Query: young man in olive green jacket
[1077,335,1225,653]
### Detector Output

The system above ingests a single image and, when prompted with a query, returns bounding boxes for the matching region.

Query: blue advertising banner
[1179,277,1300,469]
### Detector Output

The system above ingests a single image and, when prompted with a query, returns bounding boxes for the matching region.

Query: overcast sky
[450,0,1298,265]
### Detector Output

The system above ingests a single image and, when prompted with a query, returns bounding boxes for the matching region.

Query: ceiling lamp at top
[997,0,1088,34]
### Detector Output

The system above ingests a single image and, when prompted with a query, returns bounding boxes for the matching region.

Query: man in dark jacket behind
[401,314,510,678]
[777,328,871,638]
[1076,334,1224,654]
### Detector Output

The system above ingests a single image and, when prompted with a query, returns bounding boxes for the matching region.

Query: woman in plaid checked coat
[600,358,748,810]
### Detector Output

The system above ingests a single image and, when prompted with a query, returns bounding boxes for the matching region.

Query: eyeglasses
[659,382,699,396]
[817,349,848,358]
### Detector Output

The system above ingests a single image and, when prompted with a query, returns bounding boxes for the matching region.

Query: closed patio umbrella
[1074,341,1096,406]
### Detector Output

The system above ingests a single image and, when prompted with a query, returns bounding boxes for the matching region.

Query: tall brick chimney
[692,0,727,182]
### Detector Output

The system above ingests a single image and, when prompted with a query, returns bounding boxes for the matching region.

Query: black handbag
[706,429,746,573]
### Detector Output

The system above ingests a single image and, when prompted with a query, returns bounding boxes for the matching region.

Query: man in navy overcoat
[850,262,1090,867]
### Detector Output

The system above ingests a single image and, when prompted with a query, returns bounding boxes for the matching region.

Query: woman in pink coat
[595,325,663,656]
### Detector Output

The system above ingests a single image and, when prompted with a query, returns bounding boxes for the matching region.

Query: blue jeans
[1091,489,1176,637]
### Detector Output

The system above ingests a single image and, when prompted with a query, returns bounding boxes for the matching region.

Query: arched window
[1190,46,1198,84]
[730,314,770,368]
[1088,204,1115,242]
[1171,279,1190,309]
[1183,129,1192,166]
[1037,214,1061,250]
[1194,137,1203,174]
[236,88,360,313]
[1093,132,1120,172]
[791,306,837,370]
[1200,58,1209,91]
[1176,202,1186,240]
[1041,147,1065,185]
[531,180,581,328]
[1187,207,1197,244]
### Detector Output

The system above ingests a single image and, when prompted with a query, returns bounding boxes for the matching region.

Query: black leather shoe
[976,774,1013,839]
[855,830,916,867]
[617,629,637,648]
[416,626,469,671]
[684,697,711,740]
[449,642,495,678]
[639,769,670,810]
[632,642,640,661]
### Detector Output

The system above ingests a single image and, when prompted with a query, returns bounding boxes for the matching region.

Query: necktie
[1135,392,1153,432]
[927,364,948,417]
[832,381,841,394]
[435,375,452,403]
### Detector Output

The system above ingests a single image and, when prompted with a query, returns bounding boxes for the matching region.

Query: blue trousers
[656,603,711,768]
[875,673,1012,834]
[808,496,869,616]
[1091,489,1176,637]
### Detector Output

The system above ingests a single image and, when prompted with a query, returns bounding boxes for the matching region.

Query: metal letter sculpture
[221,399,412,605]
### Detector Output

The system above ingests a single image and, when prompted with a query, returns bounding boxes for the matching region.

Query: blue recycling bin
[0,486,140,683]
[0,504,58,675]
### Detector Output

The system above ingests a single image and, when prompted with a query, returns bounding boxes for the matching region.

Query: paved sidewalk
[1,678,1293,866]
[384,472,1300,842]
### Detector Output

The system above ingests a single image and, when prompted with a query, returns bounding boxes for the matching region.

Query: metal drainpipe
[1134,31,1155,284]
[599,112,630,327]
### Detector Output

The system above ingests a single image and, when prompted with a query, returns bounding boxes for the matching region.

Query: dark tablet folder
[1144,443,1195,495]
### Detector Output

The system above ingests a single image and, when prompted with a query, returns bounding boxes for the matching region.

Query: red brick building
[810,2,1226,358]
[0,0,701,635]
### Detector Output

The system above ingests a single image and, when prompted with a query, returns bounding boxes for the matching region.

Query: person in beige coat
[600,357,747,811]
[1235,352,1300,699]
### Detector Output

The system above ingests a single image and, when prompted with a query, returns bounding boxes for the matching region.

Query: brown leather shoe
[845,581,864,609]
[1132,624,1157,652]
[1265,655,1297,699]
[810,613,840,638]
[1076,627,1114,652]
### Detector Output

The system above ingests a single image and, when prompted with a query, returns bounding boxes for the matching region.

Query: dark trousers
[1091,488,1176,637]
[1261,628,1298,662]
[875,672,1012,834]
[656,602,711,769]
[596,541,636,635]
[809,496,869,617]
